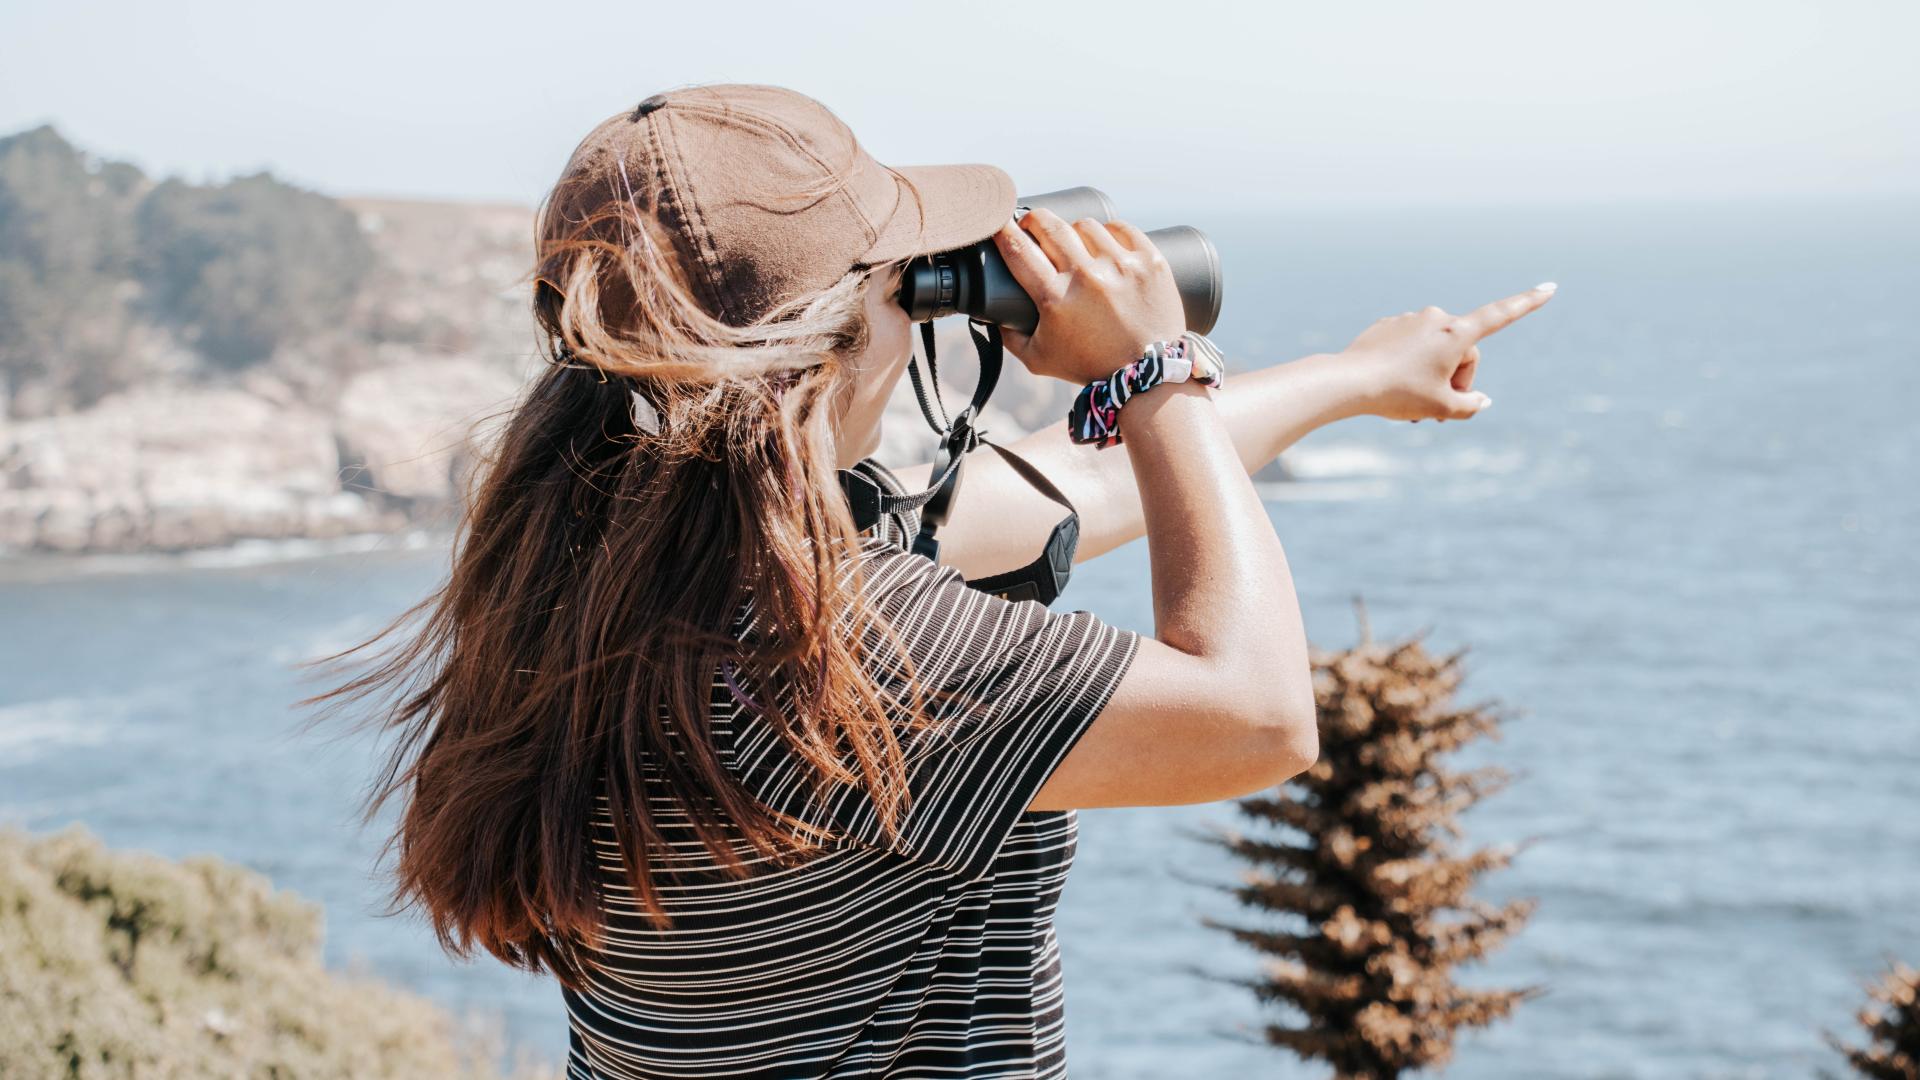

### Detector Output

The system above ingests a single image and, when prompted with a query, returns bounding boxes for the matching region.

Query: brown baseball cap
[554,83,1016,327]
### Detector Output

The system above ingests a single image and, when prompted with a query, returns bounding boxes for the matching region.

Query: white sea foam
[177,529,442,569]
[0,697,117,763]
[1280,444,1401,481]
[1274,443,1530,495]
[0,530,448,584]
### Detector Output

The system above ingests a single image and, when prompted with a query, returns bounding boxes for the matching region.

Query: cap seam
[665,100,878,249]
[652,110,735,323]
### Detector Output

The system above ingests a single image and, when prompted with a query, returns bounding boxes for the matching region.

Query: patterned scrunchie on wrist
[1066,331,1226,447]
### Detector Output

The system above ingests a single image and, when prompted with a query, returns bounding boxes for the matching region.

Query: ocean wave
[1273,443,1531,494]
[177,530,443,569]
[0,529,448,583]
[0,697,118,764]
[1281,444,1401,480]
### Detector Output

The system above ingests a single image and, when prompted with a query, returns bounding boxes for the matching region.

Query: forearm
[911,351,1364,577]
[998,349,1359,557]
[1120,378,1312,720]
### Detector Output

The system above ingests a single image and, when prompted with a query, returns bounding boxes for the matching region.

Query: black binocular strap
[960,436,1081,605]
[835,318,1081,605]
[855,320,1003,525]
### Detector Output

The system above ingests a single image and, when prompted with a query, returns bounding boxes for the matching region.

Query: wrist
[1066,334,1225,447]
[1308,350,1388,420]
[1113,378,1215,445]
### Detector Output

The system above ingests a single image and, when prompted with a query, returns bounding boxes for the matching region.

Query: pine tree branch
[1201,626,1536,1077]
[1828,960,1920,1080]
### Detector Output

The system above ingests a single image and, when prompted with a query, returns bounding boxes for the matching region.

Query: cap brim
[859,162,1017,265]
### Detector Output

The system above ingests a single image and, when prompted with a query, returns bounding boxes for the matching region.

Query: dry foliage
[1831,961,1920,1080]
[1202,609,1537,1079]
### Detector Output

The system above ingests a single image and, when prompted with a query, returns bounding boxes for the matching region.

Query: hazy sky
[3,0,1914,213]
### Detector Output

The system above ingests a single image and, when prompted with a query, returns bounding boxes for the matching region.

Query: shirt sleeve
[726,541,1141,881]
[845,455,923,551]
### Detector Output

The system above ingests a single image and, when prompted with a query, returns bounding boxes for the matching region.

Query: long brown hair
[297,150,941,990]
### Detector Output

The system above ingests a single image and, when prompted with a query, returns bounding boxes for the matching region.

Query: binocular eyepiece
[895,187,1222,335]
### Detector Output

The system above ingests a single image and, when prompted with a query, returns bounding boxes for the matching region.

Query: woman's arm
[889,352,1369,579]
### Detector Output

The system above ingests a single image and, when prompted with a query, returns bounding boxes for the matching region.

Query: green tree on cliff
[0,125,146,414]
[0,123,378,415]
[136,170,374,370]
[1201,610,1536,1079]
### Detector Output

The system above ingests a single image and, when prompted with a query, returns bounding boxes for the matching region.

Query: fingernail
[1477,395,1494,411]
[1534,281,1558,294]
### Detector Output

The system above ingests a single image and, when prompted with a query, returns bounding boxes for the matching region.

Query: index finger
[1457,282,1557,340]
[991,219,1063,305]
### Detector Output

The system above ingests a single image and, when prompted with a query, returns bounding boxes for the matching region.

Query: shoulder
[851,536,961,616]
[845,455,924,552]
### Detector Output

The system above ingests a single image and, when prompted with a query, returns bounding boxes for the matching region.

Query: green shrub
[0,824,552,1079]
[0,126,146,413]
[135,171,374,370]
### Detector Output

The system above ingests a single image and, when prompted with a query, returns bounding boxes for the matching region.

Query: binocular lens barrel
[896,187,1222,336]
[1015,185,1118,225]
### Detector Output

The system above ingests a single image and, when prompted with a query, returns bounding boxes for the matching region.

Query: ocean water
[2,200,1915,1078]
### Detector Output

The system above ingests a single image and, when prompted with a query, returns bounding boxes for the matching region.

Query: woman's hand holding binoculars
[1335,284,1557,423]
[991,207,1190,386]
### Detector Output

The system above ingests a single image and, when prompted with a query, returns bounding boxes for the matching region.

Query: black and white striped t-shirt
[562,458,1141,1079]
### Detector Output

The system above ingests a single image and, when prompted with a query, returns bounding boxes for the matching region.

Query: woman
[304,83,1552,1079]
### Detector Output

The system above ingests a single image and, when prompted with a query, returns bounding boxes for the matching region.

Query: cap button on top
[631,94,668,121]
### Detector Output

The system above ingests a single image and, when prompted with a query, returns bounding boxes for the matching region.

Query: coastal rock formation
[334,355,524,503]
[0,361,524,554]
[0,128,1077,555]
[0,386,390,554]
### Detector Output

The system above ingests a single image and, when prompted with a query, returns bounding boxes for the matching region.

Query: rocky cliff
[1,167,1070,555]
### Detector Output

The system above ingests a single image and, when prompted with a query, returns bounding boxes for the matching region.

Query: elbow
[1188,661,1319,800]
[1267,702,1321,783]
[1281,721,1320,781]
[1244,682,1319,787]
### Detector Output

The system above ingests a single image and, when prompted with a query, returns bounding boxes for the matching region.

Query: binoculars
[895,187,1221,335]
